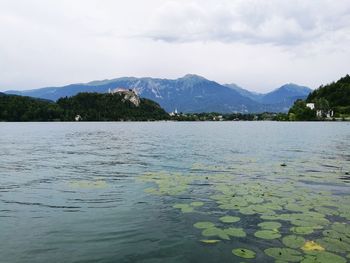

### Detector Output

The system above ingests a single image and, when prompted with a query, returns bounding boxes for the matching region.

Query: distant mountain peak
[4,75,312,113]
[181,74,207,81]
[277,83,312,94]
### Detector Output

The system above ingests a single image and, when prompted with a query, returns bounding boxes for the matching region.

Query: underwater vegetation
[138,158,350,262]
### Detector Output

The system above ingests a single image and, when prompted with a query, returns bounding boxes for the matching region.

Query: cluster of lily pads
[138,172,192,196]
[139,159,350,262]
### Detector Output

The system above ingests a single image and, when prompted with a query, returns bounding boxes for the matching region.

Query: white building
[306,103,315,110]
[169,108,178,116]
[75,115,82,121]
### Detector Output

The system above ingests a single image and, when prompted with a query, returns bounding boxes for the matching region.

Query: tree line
[0,92,169,121]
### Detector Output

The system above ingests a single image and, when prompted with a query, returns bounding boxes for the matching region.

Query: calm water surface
[0,122,349,263]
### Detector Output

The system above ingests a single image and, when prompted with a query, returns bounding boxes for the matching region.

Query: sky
[1,0,350,93]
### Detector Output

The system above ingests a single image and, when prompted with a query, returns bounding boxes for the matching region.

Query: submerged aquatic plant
[69,180,107,189]
[194,222,215,229]
[173,203,194,213]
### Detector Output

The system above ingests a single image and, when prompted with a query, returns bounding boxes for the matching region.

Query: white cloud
[144,0,350,45]
[0,0,349,92]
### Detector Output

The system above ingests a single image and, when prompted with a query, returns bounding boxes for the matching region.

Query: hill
[288,74,350,120]
[0,94,61,121]
[5,75,311,113]
[0,92,168,121]
[306,75,350,115]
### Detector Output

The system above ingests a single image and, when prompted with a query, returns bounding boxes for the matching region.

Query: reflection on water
[0,122,349,263]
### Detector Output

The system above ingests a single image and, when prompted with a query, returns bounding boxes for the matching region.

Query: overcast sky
[1,0,350,92]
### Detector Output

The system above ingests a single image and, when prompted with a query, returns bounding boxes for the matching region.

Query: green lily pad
[260,214,282,221]
[202,227,230,240]
[181,206,194,213]
[285,203,310,212]
[290,226,314,235]
[314,206,339,216]
[190,201,204,207]
[219,216,240,223]
[239,207,256,215]
[246,196,264,204]
[194,222,215,229]
[232,248,256,259]
[323,230,350,244]
[255,230,281,239]
[224,227,246,237]
[173,203,195,213]
[282,235,305,249]
[290,219,326,228]
[316,237,350,253]
[332,223,350,237]
[301,251,346,263]
[258,221,282,230]
[264,248,303,262]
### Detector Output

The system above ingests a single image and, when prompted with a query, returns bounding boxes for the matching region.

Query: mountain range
[4,74,312,113]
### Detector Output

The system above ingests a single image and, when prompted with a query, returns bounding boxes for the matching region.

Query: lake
[0,122,350,263]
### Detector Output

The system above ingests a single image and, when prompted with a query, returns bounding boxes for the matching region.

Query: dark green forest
[288,75,350,121]
[306,75,350,115]
[0,92,169,121]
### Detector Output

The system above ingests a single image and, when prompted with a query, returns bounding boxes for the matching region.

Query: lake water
[0,122,350,263]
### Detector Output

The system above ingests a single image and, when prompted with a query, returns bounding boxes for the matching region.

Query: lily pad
[322,230,350,244]
[314,206,339,216]
[332,222,350,237]
[301,251,346,263]
[264,248,303,262]
[316,237,350,253]
[69,180,108,189]
[290,226,314,235]
[173,204,189,209]
[194,222,215,229]
[190,201,204,207]
[219,216,240,223]
[232,248,256,259]
[173,203,195,213]
[181,206,194,213]
[258,221,282,230]
[224,227,246,237]
[282,235,305,249]
[202,227,230,240]
[255,230,281,239]
[239,207,256,215]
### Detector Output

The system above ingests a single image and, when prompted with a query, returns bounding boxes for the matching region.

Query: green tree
[288,99,316,121]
